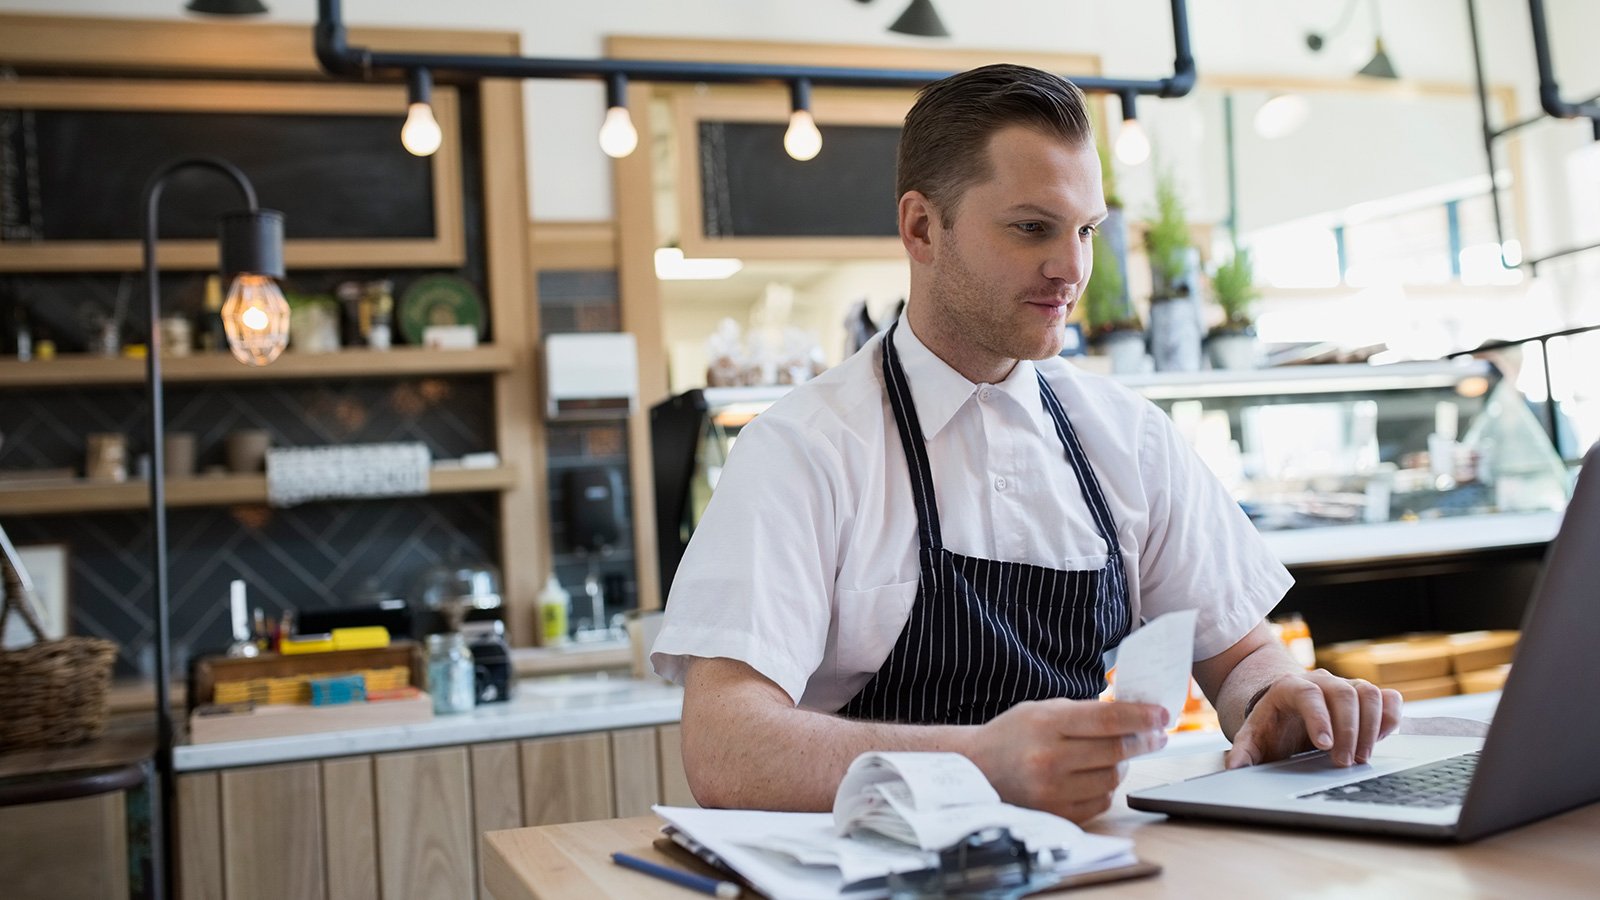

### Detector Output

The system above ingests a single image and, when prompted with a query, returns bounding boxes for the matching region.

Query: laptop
[1128,442,1600,841]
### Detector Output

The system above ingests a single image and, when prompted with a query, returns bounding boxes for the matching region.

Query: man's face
[923,126,1106,368]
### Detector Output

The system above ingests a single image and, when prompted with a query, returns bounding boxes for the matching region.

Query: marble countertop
[1260,511,1560,568]
[173,673,683,772]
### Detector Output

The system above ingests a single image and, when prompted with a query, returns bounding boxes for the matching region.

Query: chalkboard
[1,108,435,242]
[698,121,901,239]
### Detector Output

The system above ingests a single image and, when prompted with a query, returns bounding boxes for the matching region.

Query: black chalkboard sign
[698,121,900,238]
[1,108,435,242]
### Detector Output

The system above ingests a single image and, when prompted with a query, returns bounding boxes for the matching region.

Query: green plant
[1211,247,1260,331]
[1096,135,1122,210]
[1083,231,1140,337]
[1144,166,1190,296]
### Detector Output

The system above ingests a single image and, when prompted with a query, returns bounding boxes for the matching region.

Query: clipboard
[654,829,1161,898]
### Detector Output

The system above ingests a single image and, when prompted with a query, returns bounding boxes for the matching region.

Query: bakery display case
[1120,360,1572,536]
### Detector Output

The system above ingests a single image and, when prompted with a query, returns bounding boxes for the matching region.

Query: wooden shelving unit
[0,466,519,515]
[0,346,515,389]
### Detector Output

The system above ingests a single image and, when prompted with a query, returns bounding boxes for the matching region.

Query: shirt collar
[891,319,1048,441]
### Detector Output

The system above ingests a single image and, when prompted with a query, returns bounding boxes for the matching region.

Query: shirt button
[979,387,992,402]
[995,476,1007,490]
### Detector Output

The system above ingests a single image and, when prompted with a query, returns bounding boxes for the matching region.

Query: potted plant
[1084,230,1146,374]
[1143,164,1203,372]
[1206,246,1261,370]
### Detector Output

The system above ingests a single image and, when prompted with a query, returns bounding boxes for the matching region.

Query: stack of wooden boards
[187,640,432,744]
[1316,630,1518,700]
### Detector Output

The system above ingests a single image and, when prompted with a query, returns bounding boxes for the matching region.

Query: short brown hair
[897,64,1094,223]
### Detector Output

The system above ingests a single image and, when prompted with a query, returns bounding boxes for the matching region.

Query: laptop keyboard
[1300,751,1479,808]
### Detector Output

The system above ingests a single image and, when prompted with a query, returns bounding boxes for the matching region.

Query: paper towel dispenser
[545,332,638,420]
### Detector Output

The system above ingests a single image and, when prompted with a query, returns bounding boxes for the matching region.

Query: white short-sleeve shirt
[651,321,1292,711]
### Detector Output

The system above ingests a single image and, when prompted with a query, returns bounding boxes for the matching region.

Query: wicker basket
[0,541,118,750]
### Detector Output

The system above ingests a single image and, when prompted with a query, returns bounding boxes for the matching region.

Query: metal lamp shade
[219,209,285,280]
[888,0,950,37]
[1357,39,1399,79]
[186,0,268,14]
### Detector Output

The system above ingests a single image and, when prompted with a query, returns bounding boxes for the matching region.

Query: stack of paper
[654,751,1138,900]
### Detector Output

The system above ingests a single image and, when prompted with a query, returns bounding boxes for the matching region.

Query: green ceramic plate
[398,274,486,345]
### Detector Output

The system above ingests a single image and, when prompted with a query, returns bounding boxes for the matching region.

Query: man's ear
[899,191,939,265]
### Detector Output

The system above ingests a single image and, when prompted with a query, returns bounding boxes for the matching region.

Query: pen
[611,852,740,898]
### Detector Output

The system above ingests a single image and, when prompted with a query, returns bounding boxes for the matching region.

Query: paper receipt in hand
[1112,608,1198,726]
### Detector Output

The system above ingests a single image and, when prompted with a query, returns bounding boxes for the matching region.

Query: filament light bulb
[784,109,822,161]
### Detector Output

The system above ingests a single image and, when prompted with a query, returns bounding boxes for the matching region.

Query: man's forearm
[681,659,976,810]
[1211,639,1305,739]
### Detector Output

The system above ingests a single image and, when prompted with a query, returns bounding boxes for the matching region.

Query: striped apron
[837,321,1132,725]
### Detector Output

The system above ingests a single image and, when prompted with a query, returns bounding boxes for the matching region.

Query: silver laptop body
[1128,443,1600,841]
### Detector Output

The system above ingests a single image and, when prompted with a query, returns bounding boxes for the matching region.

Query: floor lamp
[141,156,288,897]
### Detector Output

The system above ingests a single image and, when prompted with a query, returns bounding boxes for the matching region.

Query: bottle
[426,632,476,714]
[196,274,226,353]
[539,574,571,647]
[12,303,32,361]
[367,280,394,350]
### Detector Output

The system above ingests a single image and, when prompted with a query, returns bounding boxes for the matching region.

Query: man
[651,64,1402,822]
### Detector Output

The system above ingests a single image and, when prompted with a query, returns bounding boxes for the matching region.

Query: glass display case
[650,361,1576,593]
[1119,360,1572,533]
[651,386,793,597]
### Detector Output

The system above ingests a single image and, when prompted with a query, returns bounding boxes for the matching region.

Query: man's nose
[1041,236,1090,285]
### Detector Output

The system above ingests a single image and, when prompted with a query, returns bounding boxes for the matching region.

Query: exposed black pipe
[1467,0,1600,273]
[1464,0,1512,270]
[1527,0,1600,120]
[314,0,1196,99]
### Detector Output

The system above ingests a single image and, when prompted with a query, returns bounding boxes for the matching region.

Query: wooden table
[483,750,1600,899]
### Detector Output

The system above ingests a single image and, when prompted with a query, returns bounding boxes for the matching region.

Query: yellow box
[331,626,391,651]
[1447,631,1518,674]
[279,633,335,655]
[1385,675,1459,702]
[1457,664,1512,694]
[1316,634,1453,684]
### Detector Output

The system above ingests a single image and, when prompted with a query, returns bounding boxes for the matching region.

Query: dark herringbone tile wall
[0,376,498,675]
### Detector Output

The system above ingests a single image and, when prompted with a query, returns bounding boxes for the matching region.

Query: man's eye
[1015,222,1046,235]
[1080,224,1100,238]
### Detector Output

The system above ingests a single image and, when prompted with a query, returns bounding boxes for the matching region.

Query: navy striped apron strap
[1036,369,1124,558]
[881,321,943,552]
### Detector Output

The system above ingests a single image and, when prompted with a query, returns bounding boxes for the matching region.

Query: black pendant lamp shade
[186,0,268,15]
[888,0,950,38]
[1357,38,1399,79]
[219,209,285,280]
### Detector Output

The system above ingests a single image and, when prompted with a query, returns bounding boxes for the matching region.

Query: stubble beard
[927,235,1067,370]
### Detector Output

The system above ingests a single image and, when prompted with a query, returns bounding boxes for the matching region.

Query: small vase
[1206,330,1260,371]
[1148,291,1203,373]
[1096,329,1148,374]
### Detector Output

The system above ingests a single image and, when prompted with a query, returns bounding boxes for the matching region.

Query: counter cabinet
[174,724,695,900]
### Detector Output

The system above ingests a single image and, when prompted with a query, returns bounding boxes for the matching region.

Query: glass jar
[426,632,476,715]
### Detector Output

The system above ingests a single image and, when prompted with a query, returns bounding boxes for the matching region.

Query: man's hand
[1223,669,1403,770]
[964,699,1169,823]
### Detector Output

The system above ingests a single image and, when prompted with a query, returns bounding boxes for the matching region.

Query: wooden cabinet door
[373,746,474,900]
[519,733,613,825]
[322,756,379,900]
[0,793,128,900]
[470,741,523,899]
[221,761,326,900]
[176,772,224,900]
[656,723,699,808]
[610,727,661,818]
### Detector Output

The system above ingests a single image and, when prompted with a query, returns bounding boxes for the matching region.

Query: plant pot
[1206,329,1260,371]
[1094,329,1148,374]
[1147,291,1203,373]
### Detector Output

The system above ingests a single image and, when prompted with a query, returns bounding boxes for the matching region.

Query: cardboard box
[1457,664,1512,695]
[1447,630,1519,674]
[1316,634,1453,683]
[1385,675,1460,702]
